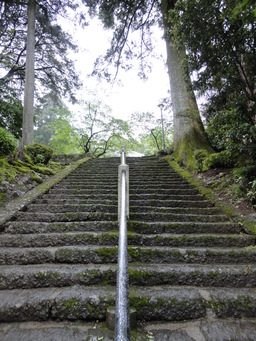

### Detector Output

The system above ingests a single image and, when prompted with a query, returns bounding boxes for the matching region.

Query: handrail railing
[115,146,130,341]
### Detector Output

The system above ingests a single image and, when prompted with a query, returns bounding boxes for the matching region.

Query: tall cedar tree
[0,0,84,144]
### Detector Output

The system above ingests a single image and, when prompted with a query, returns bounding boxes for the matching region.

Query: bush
[24,143,53,164]
[204,150,236,169]
[0,127,17,156]
[194,149,208,172]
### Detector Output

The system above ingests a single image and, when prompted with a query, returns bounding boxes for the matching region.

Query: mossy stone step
[40,193,118,201]
[26,204,221,215]
[129,188,199,195]
[129,193,207,201]
[0,286,255,322]
[14,212,117,222]
[42,193,204,202]
[26,204,118,214]
[34,198,118,206]
[129,183,194,190]
[33,198,211,208]
[1,245,256,265]
[48,188,118,195]
[1,263,255,290]
[3,221,118,234]
[58,180,118,186]
[58,179,188,186]
[130,206,222,215]
[3,220,242,235]
[1,319,256,341]
[130,199,213,208]
[128,221,244,234]
[129,212,229,223]
[0,232,252,248]
[53,183,118,190]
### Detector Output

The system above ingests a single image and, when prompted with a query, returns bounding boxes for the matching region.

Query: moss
[0,193,6,202]
[60,298,78,310]
[37,271,60,280]
[209,271,217,279]
[0,157,18,182]
[96,247,118,260]
[238,219,256,237]
[172,114,214,171]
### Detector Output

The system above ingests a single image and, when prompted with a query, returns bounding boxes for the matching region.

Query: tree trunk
[22,0,36,147]
[161,0,214,169]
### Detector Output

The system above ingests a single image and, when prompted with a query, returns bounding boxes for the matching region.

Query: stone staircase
[0,156,256,340]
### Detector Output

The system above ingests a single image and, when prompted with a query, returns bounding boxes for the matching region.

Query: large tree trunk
[22,0,36,147]
[161,0,213,169]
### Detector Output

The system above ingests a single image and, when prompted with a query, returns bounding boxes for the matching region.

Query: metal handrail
[115,146,130,341]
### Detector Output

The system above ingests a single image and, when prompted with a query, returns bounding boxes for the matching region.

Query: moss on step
[60,298,78,310]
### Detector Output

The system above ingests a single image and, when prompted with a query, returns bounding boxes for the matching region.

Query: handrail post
[118,146,129,221]
[115,146,130,341]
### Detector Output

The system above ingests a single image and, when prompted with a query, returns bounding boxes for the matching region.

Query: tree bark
[22,0,36,147]
[161,0,213,168]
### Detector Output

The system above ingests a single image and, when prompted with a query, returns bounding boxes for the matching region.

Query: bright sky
[69,19,171,121]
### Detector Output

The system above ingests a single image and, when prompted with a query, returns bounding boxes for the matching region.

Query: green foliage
[0,156,17,182]
[233,165,256,206]
[24,143,53,164]
[0,91,23,138]
[129,111,173,156]
[0,127,17,156]
[204,150,237,169]
[206,108,256,158]
[171,0,256,104]
[49,118,81,155]
[247,179,256,205]
[82,0,158,80]
[170,0,256,157]
[76,100,132,157]
[193,149,208,172]
[233,165,256,181]
[0,1,86,103]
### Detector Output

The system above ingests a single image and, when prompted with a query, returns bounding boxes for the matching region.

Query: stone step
[3,220,243,235]
[14,211,228,223]
[41,193,205,202]
[34,198,212,208]
[26,204,220,216]
[26,204,118,214]
[130,206,222,215]
[129,212,229,222]
[53,183,118,190]
[1,246,255,265]
[0,319,256,341]
[53,183,193,191]
[35,198,118,206]
[0,263,255,290]
[39,193,118,201]
[0,232,253,248]
[3,221,118,234]
[129,188,199,195]
[0,286,255,322]
[13,212,117,222]
[130,199,213,208]
[48,188,118,195]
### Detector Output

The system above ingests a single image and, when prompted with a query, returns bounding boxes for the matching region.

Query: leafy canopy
[82,0,162,81]
[0,0,86,102]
